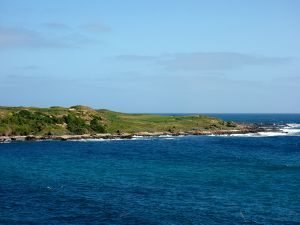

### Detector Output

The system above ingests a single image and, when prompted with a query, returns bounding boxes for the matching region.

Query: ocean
[0,114,300,224]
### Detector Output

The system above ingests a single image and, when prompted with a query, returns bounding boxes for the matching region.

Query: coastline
[0,124,270,142]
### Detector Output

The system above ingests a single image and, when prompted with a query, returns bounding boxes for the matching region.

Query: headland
[0,105,276,142]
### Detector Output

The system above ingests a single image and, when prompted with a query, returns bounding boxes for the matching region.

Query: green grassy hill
[0,106,237,136]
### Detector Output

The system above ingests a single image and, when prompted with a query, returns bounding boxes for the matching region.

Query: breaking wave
[230,123,300,137]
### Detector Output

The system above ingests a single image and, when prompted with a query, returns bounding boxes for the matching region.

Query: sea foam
[230,123,300,137]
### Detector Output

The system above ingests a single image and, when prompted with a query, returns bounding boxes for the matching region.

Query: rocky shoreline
[0,124,279,143]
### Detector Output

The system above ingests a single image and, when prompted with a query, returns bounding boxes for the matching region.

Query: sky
[0,0,299,113]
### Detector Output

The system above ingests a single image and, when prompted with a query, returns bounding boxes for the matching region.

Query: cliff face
[0,106,239,136]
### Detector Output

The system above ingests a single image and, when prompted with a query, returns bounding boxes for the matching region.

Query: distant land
[0,105,256,142]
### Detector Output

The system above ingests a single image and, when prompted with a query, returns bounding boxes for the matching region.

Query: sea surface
[0,114,300,224]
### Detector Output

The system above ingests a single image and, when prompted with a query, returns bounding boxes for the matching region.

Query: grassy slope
[0,106,237,136]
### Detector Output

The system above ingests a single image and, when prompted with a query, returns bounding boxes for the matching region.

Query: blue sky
[0,0,299,113]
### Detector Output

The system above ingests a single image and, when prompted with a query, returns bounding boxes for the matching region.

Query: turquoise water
[0,115,300,224]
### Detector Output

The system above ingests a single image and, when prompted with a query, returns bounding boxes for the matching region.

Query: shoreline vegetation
[0,105,265,142]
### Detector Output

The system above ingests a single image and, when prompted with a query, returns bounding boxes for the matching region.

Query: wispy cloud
[114,54,156,61]
[0,26,69,49]
[14,65,40,70]
[271,76,300,87]
[41,22,70,30]
[0,20,110,50]
[81,22,111,33]
[115,52,293,71]
[158,52,292,71]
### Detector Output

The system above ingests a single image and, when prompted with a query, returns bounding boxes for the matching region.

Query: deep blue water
[205,114,300,124]
[161,113,300,124]
[1,115,300,224]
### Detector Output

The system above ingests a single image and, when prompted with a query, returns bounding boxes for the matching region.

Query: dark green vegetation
[0,106,238,136]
